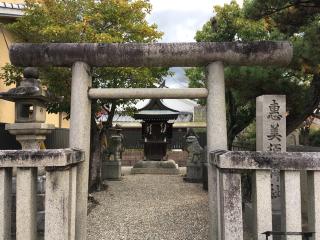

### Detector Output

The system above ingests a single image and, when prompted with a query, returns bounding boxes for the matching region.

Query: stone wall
[122,149,188,167]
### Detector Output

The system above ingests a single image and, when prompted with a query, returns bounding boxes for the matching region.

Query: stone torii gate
[9,41,292,240]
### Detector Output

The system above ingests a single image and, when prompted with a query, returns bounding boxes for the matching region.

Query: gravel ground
[87,172,208,240]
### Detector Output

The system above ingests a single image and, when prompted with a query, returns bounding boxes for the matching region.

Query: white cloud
[148,0,243,43]
[148,9,211,42]
[165,67,189,88]
[150,0,212,12]
[150,0,242,12]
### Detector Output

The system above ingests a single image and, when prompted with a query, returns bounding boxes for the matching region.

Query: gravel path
[87,174,208,240]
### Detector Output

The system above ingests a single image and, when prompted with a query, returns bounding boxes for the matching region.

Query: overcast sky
[148,0,243,42]
[147,0,243,88]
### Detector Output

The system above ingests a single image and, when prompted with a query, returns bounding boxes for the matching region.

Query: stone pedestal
[184,136,205,182]
[131,160,180,175]
[184,163,203,182]
[102,160,121,180]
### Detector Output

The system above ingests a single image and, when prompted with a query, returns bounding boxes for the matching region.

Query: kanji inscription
[256,96,286,152]
[266,99,283,151]
[256,95,286,206]
[267,99,283,121]
[267,123,282,142]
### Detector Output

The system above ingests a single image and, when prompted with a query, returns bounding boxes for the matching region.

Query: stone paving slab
[87,173,208,240]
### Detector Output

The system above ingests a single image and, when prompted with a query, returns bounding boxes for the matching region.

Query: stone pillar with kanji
[256,95,286,232]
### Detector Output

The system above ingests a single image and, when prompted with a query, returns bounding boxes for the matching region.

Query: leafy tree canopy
[186,0,320,148]
[1,0,169,122]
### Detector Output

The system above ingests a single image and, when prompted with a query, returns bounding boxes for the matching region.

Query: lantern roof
[0,85,49,102]
[0,67,49,102]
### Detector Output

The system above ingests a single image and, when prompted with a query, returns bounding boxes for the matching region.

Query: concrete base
[184,163,203,182]
[102,161,121,180]
[131,160,180,175]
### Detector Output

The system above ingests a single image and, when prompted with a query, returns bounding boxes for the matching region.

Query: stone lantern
[0,67,54,149]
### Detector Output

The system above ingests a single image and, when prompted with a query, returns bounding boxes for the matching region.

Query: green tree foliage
[185,0,320,148]
[244,0,320,138]
[244,0,320,35]
[1,0,168,190]
[2,0,167,118]
[308,128,320,147]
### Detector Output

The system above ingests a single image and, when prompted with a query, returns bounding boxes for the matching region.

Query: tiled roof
[0,2,25,9]
[0,2,24,18]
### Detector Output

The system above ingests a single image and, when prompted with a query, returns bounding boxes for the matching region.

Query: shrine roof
[133,110,179,121]
[138,98,178,112]
[133,98,180,121]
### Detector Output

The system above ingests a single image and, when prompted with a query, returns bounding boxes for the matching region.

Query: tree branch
[106,100,117,128]
[253,3,295,19]
[252,0,320,19]
[286,73,320,135]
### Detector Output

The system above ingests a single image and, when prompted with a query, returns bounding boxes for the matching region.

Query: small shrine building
[134,98,179,161]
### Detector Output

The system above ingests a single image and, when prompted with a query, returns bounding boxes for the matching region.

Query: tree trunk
[226,90,237,150]
[88,101,117,192]
[89,116,102,192]
[106,100,116,128]
[226,90,255,150]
